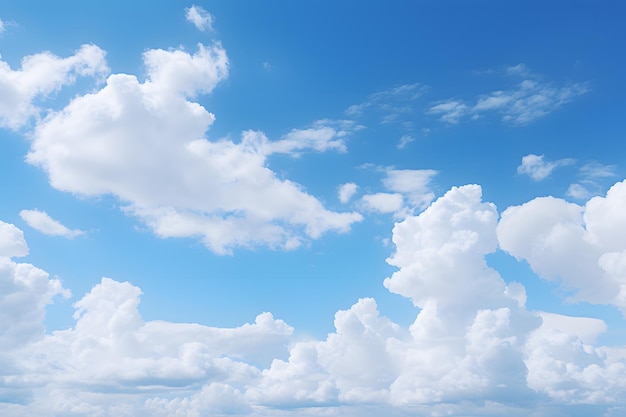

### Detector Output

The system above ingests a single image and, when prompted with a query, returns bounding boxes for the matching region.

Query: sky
[1,1,626,416]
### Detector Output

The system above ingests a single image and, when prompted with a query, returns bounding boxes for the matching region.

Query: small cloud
[262,61,271,71]
[19,209,85,239]
[427,100,469,124]
[517,154,575,181]
[382,168,437,209]
[185,5,214,32]
[360,192,405,215]
[345,83,426,125]
[505,63,531,77]
[566,183,592,200]
[0,18,5,34]
[357,167,437,219]
[397,134,415,150]
[338,182,358,204]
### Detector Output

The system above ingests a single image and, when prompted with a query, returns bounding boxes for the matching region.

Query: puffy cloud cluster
[23,43,361,254]
[498,179,626,311]
[3,178,626,415]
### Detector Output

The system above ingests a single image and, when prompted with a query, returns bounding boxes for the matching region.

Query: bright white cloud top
[0,2,625,416]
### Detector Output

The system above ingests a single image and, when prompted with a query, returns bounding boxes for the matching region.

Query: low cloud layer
[2,179,626,416]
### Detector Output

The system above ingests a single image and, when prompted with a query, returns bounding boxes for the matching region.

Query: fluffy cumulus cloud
[3,178,626,415]
[0,221,29,258]
[428,64,589,125]
[517,154,575,181]
[497,179,626,311]
[26,43,362,254]
[19,209,84,238]
[0,221,69,403]
[0,44,108,129]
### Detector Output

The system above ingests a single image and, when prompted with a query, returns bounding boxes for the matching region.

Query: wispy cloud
[567,162,618,200]
[359,168,437,218]
[346,83,426,125]
[19,209,85,238]
[397,134,415,149]
[428,100,469,124]
[249,119,362,157]
[185,5,214,32]
[517,154,575,181]
[428,65,589,125]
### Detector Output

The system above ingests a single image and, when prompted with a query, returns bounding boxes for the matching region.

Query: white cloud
[536,312,607,345]
[345,83,425,133]
[0,18,4,34]
[19,209,84,238]
[338,182,358,204]
[517,154,575,181]
[397,134,414,149]
[382,168,437,208]
[0,222,68,357]
[185,5,214,32]
[358,168,437,219]
[0,220,29,257]
[428,100,469,124]
[4,180,626,414]
[26,44,362,254]
[252,185,541,409]
[580,162,617,179]
[525,316,626,404]
[567,162,618,201]
[360,192,404,215]
[246,120,359,157]
[567,182,593,200]
[0,44,109,129]
[497,179,626,312]
[428,66,589,125]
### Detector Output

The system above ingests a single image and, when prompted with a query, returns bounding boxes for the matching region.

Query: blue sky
[1,1,626,416]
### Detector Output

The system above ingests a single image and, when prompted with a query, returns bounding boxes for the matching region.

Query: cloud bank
[2,179,626,416]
